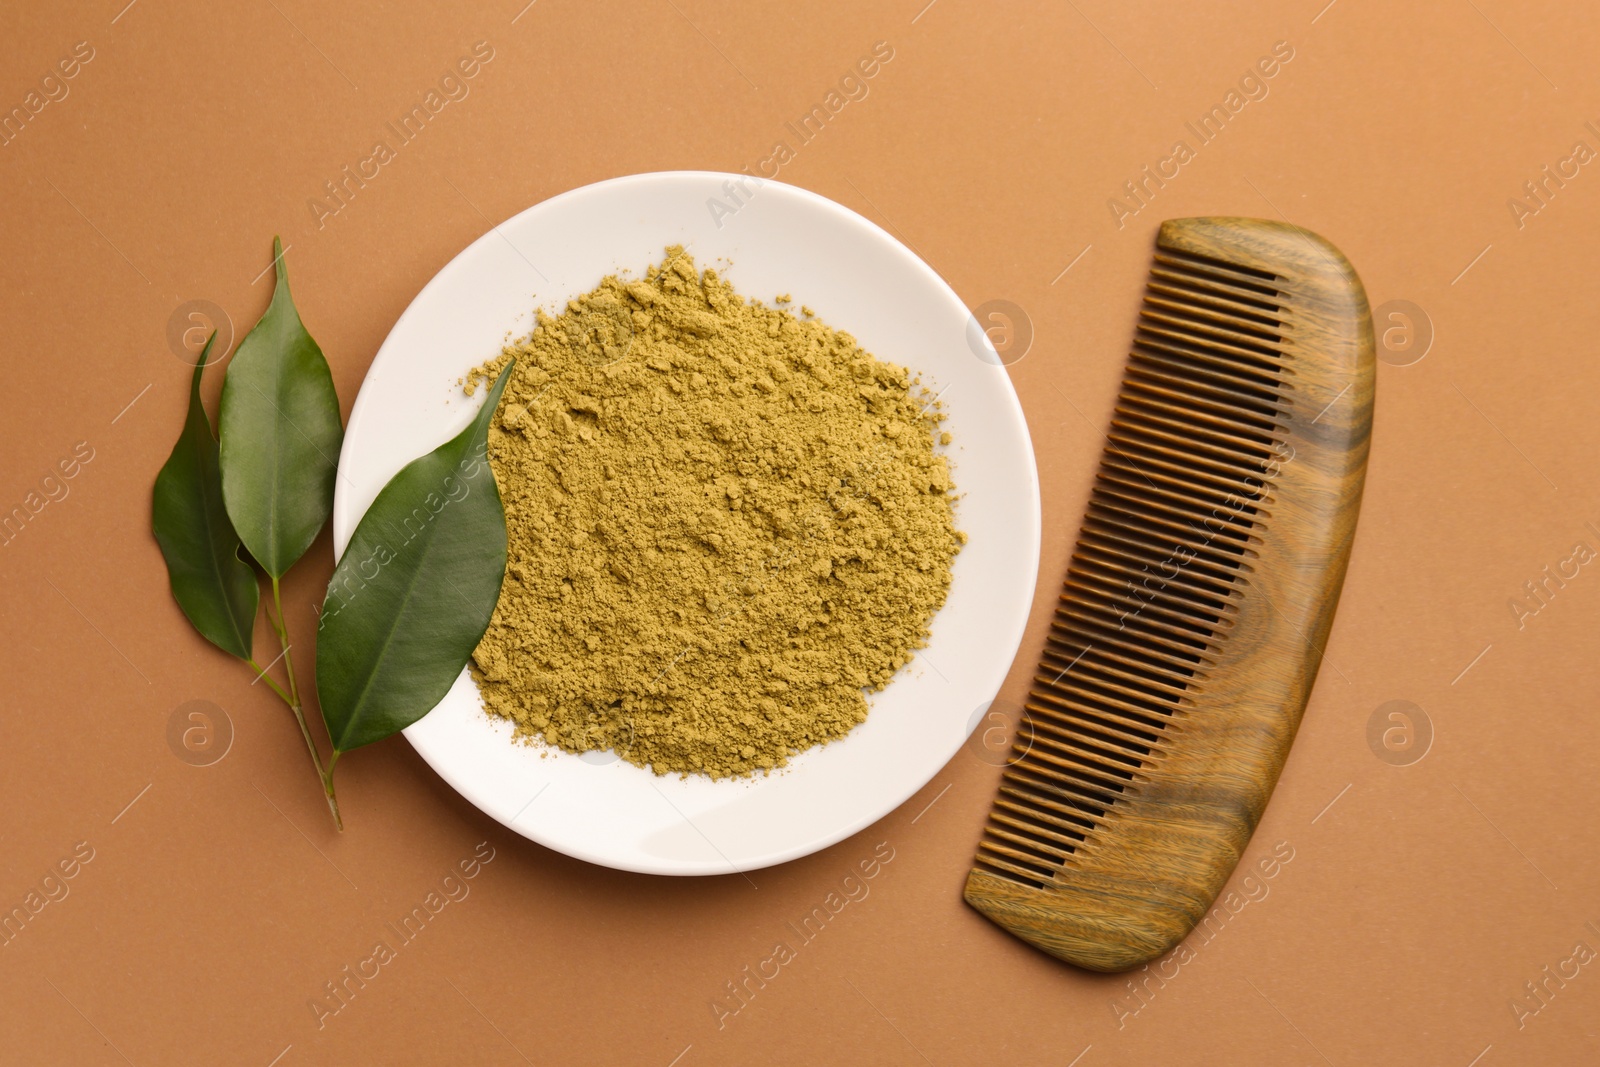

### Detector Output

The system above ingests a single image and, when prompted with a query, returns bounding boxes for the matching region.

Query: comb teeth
[973,247,1296,889]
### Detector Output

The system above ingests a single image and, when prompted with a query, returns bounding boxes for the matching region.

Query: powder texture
[465,247,962,778]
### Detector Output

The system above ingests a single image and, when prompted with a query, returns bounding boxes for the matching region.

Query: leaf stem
[245,657,295,708]
[319,760,344,831]
[270,577,302,708]
[266,575,343,832]
[321,751,343,831]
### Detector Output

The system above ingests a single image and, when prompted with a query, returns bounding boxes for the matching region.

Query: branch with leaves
[152,238,513,830]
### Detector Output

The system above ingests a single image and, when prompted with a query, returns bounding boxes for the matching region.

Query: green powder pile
[465,247,963,778]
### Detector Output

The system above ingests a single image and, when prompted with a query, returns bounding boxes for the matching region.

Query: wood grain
[963,217,1375,972]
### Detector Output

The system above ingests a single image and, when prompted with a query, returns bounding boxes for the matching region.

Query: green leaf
[152,335,259,659]
[315,362,514,752]
[219,236,343,578]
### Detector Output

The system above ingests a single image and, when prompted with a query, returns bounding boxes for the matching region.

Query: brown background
[2,0,1597,1064]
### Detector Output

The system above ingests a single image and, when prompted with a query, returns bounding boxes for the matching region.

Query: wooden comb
[963,217,1374,972]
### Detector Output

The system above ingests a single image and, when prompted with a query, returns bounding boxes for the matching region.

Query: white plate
[334,171,1040,875]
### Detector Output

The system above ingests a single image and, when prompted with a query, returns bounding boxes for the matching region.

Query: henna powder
[465,248,963,778]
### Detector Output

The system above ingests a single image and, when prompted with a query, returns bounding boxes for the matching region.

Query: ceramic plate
[333,171,1040,874]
